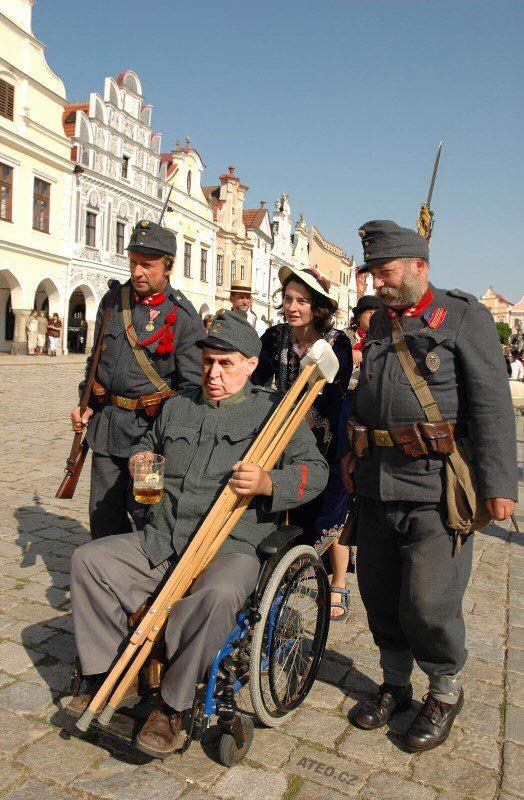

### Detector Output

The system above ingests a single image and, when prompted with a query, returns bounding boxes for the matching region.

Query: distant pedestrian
[26,310,38,355]
[36,311,48,354]
[47,313,62,357]
[509,350,524,381]
[348,295,385,389]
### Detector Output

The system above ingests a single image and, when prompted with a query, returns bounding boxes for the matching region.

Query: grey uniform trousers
[89,453,149,539]
[356,498,473,703]
[70,532,260,711]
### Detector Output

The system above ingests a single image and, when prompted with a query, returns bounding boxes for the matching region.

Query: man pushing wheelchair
[67,310,330,759]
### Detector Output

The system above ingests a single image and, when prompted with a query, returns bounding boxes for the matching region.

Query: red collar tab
[353,328,367,351]
[386,287,434,319]
[132,291,166,306]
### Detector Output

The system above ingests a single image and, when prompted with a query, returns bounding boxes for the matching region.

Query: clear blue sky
[35,0,523,301]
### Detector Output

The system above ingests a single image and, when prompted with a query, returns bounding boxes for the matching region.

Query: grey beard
[378,275,426,307]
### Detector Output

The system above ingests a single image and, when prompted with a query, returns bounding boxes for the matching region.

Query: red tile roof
[202,185,224,220]
[243,208,267,230]
[62,102,89,138]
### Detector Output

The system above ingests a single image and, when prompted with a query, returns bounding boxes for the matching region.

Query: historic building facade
[309,225,356,327]
[243,203,272,321]
[161,143,217,317]
[479,287,514,325]
[203,166,252,311]
[0,0,74,352]
[62,70,168,352]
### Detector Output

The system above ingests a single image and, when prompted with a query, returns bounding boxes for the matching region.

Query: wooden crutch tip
[97,705,116,726]
[76,709,96,732]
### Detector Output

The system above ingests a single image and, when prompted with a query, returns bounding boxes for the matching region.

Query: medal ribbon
[125,305,178,354]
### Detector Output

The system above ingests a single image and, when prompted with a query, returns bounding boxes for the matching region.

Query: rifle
[55,283,120,499]
[416,141,443,242]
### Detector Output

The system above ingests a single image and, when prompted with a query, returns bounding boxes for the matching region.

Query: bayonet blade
[158,182,175,227]
[426,141,443,207]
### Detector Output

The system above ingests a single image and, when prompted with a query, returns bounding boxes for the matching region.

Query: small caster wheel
[218,715,254,766]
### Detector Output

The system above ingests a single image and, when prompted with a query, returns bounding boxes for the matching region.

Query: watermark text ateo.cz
[296,756,360,787]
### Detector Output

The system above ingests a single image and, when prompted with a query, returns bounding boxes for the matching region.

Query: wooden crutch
[77,340,338,731]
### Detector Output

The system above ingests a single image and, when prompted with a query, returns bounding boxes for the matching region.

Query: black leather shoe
[403,688,464,752]
[352,683,413,730]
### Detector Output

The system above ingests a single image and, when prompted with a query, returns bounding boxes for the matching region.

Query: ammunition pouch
[347,418,369,460]
[91,379,108,408]
[389,424,428,458]
[418,421,456,455]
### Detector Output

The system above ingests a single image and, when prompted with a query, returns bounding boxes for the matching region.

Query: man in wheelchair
[68,310,328,758]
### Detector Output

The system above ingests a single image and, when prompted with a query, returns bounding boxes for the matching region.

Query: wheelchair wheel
[218,715,254,767]
[249,544,330,727]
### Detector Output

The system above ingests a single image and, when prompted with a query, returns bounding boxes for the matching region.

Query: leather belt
[110,389,176,411]
[371,423,462,447]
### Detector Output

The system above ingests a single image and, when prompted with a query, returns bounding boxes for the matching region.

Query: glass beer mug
[133,454,165,505]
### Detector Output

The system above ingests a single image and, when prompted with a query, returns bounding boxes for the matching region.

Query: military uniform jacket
[354,285,517,503]
[130,383,329,567]
[81,280,204,458]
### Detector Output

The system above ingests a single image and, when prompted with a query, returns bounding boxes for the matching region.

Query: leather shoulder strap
[121,285,171,394]
[79,282,120,414]
[390,317,442,423]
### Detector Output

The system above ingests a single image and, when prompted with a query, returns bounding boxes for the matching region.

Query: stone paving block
[16,730,106,782]
[0,595,21,613]
[183,791,216,800]
[508,648,524,675]
[42,614,74,634]
[462,658,504,685]
[159,740,227,788]
[457,698,502,739]
[450,728,501,771]
[342,667,381,696]
[0,763,25,792]
[4,620,57,648]
[412,751,498,800]
[0,561,47,580]
[0,641,44,674]
[245,727,297,768]
[284,706,348,748]
[293,780,349,800]
[459,678,504,709]
[501,741,524,797]
[465,631,505,664]
[510,559,524,578]
[0,707,49,753]
[22,662,71,694]
[303,679,346,711]
[0,779,79,800]
[31,571,71,589]
[214,764,288,800]
[32,527,71,541]
[511,594,524,610]
[357,770,437,800]
[284,745,370,796]
[72,758,187,800]
[507,671,524,709]
[7,582,69,608]
[317,657,351,686]
[338,728,415,775]
[509,606,524,628]
[508,626,524,650]
[38,632,76,662]
[0,541,24,558]
[0,679,55,715]
[505,704,524,744]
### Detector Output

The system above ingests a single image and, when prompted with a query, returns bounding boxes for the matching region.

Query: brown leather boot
[352,683,413,730]
[66,673,141,720]
[135,701,183,759]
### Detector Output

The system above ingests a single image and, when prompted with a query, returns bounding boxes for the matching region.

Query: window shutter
[0,80,15,120]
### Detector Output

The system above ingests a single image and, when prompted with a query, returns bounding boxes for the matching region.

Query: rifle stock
[55,437,89,499]
[55,281,120,499]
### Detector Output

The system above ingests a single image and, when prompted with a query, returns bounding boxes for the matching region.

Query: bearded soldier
[346,220,517,751]
[70,221,203,538]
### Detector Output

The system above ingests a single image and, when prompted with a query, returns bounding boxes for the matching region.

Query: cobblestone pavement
[0,355,522,800]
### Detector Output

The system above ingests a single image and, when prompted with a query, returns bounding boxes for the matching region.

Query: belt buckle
[373,429,393,447]
[118,396,134,410]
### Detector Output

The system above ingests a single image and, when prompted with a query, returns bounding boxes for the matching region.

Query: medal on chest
[425,351,440,372]
[145,309,160,332]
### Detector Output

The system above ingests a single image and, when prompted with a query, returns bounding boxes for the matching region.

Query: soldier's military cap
[353,294,385,317]
[196,310,262,358]
[357,220,429,272]
[126,220,176,258]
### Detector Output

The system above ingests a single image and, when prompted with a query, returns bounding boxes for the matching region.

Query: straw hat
[230,278,253,294]
[278,265,338,311]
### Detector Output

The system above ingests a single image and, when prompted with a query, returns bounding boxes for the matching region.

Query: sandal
[330,586,349,622]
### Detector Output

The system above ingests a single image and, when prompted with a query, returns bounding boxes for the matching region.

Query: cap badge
[358,229,366,238]
[211,321,222,332]
[140,220,149,228]
[425,351,440,372]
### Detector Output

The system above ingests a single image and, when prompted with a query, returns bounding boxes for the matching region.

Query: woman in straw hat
[252,266,353,620]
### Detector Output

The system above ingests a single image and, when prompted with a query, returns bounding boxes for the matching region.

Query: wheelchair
[76,524,330,766]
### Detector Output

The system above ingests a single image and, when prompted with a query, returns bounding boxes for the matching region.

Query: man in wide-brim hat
[230,277,267,336]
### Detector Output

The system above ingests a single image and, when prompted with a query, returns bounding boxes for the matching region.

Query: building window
[186,170,192,195]
[0,79,14,121]
[231,259,236,281]
[86,211,97,247]
[0,163,13,221]
[184,242,192,277]
[216,254,224,286]
[32,178,50,232]
[116,221,125,255]
[200,248,208,282]
[122,155,130,179]
[240,262,245,280]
